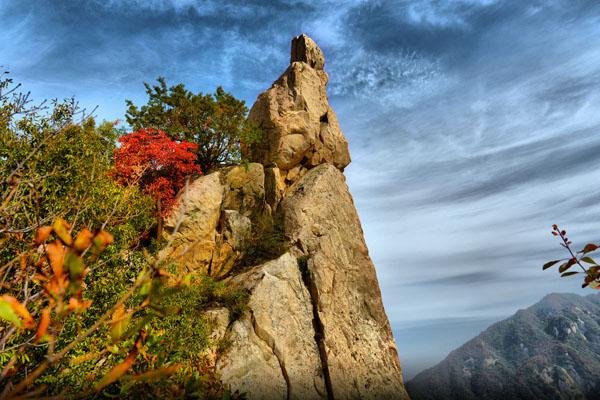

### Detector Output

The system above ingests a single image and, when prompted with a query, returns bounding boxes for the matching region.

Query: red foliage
[113,128,201,216]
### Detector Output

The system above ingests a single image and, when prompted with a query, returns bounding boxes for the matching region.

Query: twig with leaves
[543,224,600,288]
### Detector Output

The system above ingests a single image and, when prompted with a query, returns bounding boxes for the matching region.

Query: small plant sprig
[544,224,600,288]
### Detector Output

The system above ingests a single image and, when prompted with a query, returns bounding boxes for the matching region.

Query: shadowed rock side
[407,293,600,400]
[162,34,409,399]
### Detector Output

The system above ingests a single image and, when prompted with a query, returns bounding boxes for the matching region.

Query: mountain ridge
[407,292,600,400]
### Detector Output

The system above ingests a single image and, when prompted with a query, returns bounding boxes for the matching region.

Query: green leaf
[65,251,85,280]
[0,299,22,328]
[561,271,579,277]
[139,280,152,297]
[543,260,561,270]
[52,218,72,246]
[581,256,597,265]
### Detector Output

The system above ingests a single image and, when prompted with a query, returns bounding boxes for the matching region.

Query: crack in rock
[298,253,335,400]
[250,310,292,400]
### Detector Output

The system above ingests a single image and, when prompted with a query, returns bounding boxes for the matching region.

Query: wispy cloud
[2,0,600,377]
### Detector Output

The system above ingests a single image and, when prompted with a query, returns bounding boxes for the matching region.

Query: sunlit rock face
[164,34,409,400]
[246,34,351,179]
[407,293,600,400]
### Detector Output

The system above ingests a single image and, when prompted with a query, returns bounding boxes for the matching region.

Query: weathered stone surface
[203,307,230,367]
[217,317,287,400]
[247,35,350,172]
[222,163,265,217]
[162,35,409,400]
[217,252,325,400]
[264,167,286,209]
[210,211,252,278]
[280,164,410,400]
[291,34,325,70]
[162,164,265,277]
[221,210,251,250]
[162,172,224,273]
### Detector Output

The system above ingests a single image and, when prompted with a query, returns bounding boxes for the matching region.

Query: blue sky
[2,0,600,379]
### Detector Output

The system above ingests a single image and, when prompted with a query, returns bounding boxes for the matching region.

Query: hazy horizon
[2,0,600,379]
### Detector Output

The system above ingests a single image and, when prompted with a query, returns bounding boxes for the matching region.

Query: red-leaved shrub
[113,128,200,217]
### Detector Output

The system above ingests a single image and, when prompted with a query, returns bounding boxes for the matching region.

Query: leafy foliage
[0,72,256,398]
[112,128,201,218]
[0,92,155,250]
[125,77,261,173]
[0,73,249,398]
[543,224,600,288]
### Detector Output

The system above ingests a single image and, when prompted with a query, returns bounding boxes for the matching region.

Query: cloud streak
[2,0,600,378]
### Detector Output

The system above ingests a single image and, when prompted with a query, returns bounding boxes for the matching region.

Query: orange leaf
[52,218,72,245]
[67,297,92,314]
[46,240,66,278]
[44,275,69,299]
[93,230,114,252]
[35,226,53,245]
[35,308,51,342]
[74,228,94,252]
[94,352,136,391]
[583,243,599,254]
[19,254,27,271]
[1,295,35,329]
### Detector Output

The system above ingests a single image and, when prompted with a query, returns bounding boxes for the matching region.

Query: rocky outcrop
[407,293,600,400]
[161,163,266,279]
[217,252,326,400]
[246,34,351,178]
[281,164,407,399]
[163,34,409,399]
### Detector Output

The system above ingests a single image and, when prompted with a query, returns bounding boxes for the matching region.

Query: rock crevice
[250,310,292,400]
[298,254,335,400]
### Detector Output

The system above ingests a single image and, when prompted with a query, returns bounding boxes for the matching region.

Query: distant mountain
[406,293,600,400]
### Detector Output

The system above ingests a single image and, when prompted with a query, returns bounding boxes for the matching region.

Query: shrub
[125,78,261,173]
[112,128,201,225]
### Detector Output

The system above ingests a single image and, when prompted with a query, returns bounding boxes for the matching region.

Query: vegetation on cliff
[0,71,249,398]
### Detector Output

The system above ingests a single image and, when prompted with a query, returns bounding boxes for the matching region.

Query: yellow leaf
[92,230,114,253]
[70,351,101,366]
[67,297,92,314]
[109,304,130,342]
[52,218,72,246]
[1,295,35,329]
[0,298,22,328]
[73,228,94,252]
[94,353,136,391]
[130,364,180,382]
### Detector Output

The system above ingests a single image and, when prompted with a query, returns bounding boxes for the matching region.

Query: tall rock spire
[246,34,351,175]
[163,35,409,400]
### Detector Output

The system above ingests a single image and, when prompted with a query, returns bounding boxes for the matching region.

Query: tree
[112,128,201,234]
[1,70,155,269]
[543,224,600,288]
[0,74,245,398]
[125,77,261,173]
